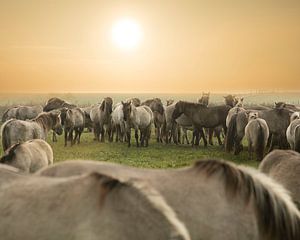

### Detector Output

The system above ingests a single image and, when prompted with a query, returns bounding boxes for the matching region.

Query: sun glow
[112,19,142,50]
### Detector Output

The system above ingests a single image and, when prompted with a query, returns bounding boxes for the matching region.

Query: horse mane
[33,112,56,132]
[178,101,207,108]
[193,159,300,240]
[94,172,190,240]
[0,143,21,164]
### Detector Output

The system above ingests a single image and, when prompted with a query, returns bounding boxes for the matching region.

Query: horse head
[166,99,174,106]
[248,112,258,121]
[121,101,132,121]
[224,95,236,107]
[290,112,300,122]
[50,112,63,135]
[172,101,185,121]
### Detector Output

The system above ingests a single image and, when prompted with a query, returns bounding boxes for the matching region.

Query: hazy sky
[0,0,300,93]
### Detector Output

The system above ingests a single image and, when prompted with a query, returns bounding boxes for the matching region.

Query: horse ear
[121,101,124,105]
[241,97,244,101]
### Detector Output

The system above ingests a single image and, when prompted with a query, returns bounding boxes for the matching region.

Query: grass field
[0,129,259,169]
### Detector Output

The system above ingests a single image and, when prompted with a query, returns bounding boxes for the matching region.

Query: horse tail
[194,159,300,240]
[256,121,265,161]
[1,119,15,151]
[0,143,21,164]
[294,125,300,152]
[225,113,237,152]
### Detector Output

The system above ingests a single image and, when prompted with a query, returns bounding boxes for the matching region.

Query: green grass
[8,130,258,169]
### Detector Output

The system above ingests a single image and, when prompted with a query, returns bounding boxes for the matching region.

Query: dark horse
[172,101,231,146]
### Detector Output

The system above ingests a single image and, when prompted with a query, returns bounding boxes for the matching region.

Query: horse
[1,111,63,151]
[2,107,18,122]
[286,112,300,152]
[111,103,126,142]
[172,101,231,146]
[122,101,153,147]
[43,97,77,112]
[245,112,269,161]
[226,104,292,155]
[2,105,42,122]
[125,97,141,107]
[37,159,300,240]
[90,97,113,142]
[81,106,93,131]
[61,107,85,147]
[0,170,190,240]
[166,99,175,106]
[15,105,43,120]
[0,139,53,173]
[259,150,300,208]
[142,98,165,143]
[43,97,76,142]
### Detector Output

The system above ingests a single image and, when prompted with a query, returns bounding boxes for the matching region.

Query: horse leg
[64,129,68,147]
[216,130,223,146]
[74,129,80,144]
[200,128,207,147]
[135,129,139,147]
[78,128,83,144]
[127,129,131,147]
[208,128,214,146]
[52,132,57,142]
[69,129,74,146]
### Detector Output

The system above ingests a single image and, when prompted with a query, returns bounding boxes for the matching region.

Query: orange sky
[0,1,300,93]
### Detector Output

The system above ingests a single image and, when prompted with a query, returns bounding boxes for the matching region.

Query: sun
[112,19,142,50]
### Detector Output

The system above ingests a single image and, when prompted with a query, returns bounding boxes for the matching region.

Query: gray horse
[90,97,113,142]
[0,139,53,173]
[2,105,42,122]
[122,101,153,147]
[226,104,292,155]
[259,150,300,208]
[61,107,85,147]
[37,159,300,240]
[0,169,190,240]
[2,107,18,122]
[1,111,63,151]
[245,112,269,161]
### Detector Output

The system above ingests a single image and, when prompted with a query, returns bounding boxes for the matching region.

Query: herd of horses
[1,94,300,239]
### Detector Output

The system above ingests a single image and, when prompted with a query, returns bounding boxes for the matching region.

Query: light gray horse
[0,169,190,240]
[1,107,18,122]
[2,105,42,122]
[245,112,269,161]
[0,139,53,173]
[15,105,43,120]
[1,111,63,151]
[37,159,300,240]
[90,97,113,142]
[259,150,300,208]
[122,101,153,147]
[61,107,85,147]
[111,103,126,142]
[286,112,300,152]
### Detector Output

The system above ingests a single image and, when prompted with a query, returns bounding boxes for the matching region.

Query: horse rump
[295,125,300,153]
[225,113,237,152]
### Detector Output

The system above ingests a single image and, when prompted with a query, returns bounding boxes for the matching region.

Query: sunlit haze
[0,1,300,93]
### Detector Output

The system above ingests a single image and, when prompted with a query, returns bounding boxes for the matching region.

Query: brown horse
[142,98,165,142]
[172,101,231,146]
